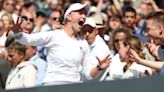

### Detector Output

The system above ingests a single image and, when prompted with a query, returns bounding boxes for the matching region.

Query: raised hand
[128,49,141,64]
[11,17,23,33]
[96,54,111,70]
[146,39,159,60]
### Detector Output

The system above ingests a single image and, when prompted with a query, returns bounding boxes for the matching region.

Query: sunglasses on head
[21,16,34,22]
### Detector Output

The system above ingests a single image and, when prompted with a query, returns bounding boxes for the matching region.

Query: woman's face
[118,42,130,61]
[114,32,127,51]
[1,15,11,27]
[7,50,24,66]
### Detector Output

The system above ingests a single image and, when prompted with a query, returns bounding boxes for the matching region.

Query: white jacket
[5,61,37,90]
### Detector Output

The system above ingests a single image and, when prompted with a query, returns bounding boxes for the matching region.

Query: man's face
[3,0,15,13]
[146,19,161,39]
[81,25,97,44]
[21,12,34,32]
[123,12,136,28]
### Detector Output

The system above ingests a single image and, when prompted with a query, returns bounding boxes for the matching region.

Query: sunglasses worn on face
[114,39,124,43]
[21,16,34,22]
[51,17,60,22]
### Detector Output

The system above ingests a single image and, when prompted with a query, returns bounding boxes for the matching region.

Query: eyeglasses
[21,16,34,22]
[114,39,124,43]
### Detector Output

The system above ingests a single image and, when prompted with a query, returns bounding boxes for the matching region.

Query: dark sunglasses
[114,39,123,43]
[8,55,14,58]
[21,16,34,22]
[51,17,60,22]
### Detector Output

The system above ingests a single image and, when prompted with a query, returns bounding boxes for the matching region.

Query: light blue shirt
[29,53,47,86]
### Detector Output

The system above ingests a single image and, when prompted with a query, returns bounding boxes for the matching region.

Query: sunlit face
[114,32,127,51]
[20,12,34,32]
[7,50,24,66]
[146,19,161,39]
[68,9,86,33]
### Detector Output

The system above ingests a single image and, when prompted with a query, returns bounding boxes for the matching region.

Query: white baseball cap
[84,17,96,28]
[64,3,90,20]
[91,14,104,28]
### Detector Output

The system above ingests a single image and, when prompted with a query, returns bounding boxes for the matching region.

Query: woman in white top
[106,29,152,80]
[118,36,152,79]
[5,42,37,90]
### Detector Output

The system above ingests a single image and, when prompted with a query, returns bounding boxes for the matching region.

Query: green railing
[1,76,164,92]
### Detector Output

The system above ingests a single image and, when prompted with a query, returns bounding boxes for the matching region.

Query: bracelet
[96,65,104,71]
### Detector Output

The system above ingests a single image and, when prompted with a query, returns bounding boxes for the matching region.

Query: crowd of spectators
[0,0,164,90]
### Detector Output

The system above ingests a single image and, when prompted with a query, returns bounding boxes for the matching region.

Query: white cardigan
[5,61,37,90]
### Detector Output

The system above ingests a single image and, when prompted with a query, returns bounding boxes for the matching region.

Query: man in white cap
[11,3,111,86]
[81,18,113,81]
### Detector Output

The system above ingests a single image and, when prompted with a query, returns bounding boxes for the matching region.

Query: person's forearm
[139,58,164,70]
[113,0,122,13]
[151,0,161,11]
[96,0,103,13]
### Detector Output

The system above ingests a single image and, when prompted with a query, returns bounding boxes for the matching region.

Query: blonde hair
[123,36,145,72]
[1,13,13,30]
[108,28,132,52]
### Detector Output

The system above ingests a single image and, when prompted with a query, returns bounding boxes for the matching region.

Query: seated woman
[106,29,152,80]
[106,28,132,80]
[118,36,152,79]
[5,42,37,90]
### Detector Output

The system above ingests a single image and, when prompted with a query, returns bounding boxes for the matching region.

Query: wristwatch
[96,65,104,71]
